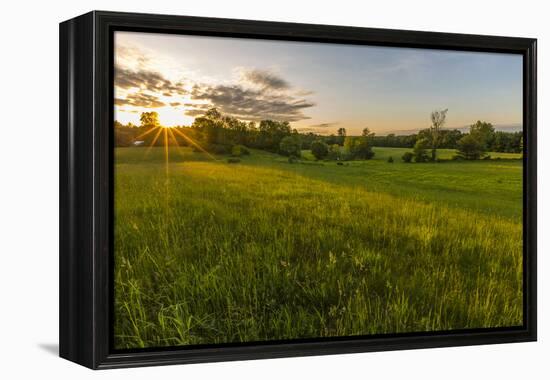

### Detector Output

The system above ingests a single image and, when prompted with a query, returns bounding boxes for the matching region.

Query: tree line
[115,108,376,161]
[115,108,522,162]
[371,126,522,154]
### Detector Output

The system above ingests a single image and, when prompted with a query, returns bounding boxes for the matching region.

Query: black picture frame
[59,10,537,369]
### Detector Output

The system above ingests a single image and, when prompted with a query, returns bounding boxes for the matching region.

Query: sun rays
[140,125,219,175]
[171,128,218,161]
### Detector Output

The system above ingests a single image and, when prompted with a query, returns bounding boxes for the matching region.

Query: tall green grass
[114,147,522,349]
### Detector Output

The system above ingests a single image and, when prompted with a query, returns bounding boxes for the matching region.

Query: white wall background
[0,0,547,377]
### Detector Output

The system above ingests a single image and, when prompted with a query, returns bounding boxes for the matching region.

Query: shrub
[288,155,299,164]
[387,156,394,163]
[310,139,329,160]
[227,157,241,164]
[343,136,374,160]
[328,144,342,160]
[336,162,344,166]
[402,152,414,163]
[456,134,486,160]
[279,136,302,157]
[231,144,250,157]
[413,138,430,162]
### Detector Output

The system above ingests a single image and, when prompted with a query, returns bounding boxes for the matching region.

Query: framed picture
[59,11,537,369]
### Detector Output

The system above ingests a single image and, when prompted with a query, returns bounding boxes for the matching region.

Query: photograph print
[113,31,524,350]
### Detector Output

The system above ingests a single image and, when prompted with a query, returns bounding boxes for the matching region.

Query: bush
[279,136,302,157]
[413,138,430,162]
[456,134,486,160]
[227,157,241,164]
[328,144,342,160]
[231,144,250,157]
[336,162,344,166]
[402,152,414,163]
[310,139,329,160]
[343,136,374,160]
[387,156,394,163]
[288,155,299,164]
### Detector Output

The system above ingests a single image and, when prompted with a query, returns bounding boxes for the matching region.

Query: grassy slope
[114,146,523,348]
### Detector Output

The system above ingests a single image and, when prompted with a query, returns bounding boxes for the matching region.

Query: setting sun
[156,106,194,127]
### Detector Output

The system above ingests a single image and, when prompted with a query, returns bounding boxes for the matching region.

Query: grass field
[114,146,523,349]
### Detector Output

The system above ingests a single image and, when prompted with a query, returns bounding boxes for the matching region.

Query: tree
[413,137,430,162]
[362,127,375,138]
[440,129,463,148]
[328,144,341,160]
[310,139,329,160]
[430,108,448,161]
[258,120,292,151]
[343,136,374,160]
[456,134,486,160]
[337,127,347,145]
[114,121,134,147]
[204,107,222,120]
[469,120,495,149]
[279,135,302,157]
[140,111,160,128]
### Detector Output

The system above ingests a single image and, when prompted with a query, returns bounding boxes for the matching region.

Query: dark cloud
[185,84,314,122]
[242,69,290,90]
[114,66,186,96]
[308,122,339,128]
[115,93,166,108]
[169,102,182,106]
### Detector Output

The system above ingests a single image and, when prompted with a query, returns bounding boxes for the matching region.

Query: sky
[114,31,523,135]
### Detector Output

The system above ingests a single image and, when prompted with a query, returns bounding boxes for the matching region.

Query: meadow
[113,146,523,349]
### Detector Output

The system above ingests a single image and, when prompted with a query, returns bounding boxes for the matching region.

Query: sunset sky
[114,31,523,135]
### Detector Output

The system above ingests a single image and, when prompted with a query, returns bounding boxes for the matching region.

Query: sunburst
[139,125,219,178]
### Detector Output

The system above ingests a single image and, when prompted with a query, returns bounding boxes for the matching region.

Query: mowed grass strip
[114,147,523,349]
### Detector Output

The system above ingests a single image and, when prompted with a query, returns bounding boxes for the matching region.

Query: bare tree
[430,108,448,161]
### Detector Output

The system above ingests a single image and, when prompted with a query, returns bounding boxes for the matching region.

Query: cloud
[294,89,315,96]
[115,93,166,108]
[185,83,314,122]
[116,45,150,66]
[295,123,338,135]
[308,122,339,128]
[241,69,290,90]
[114,66,186,96]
